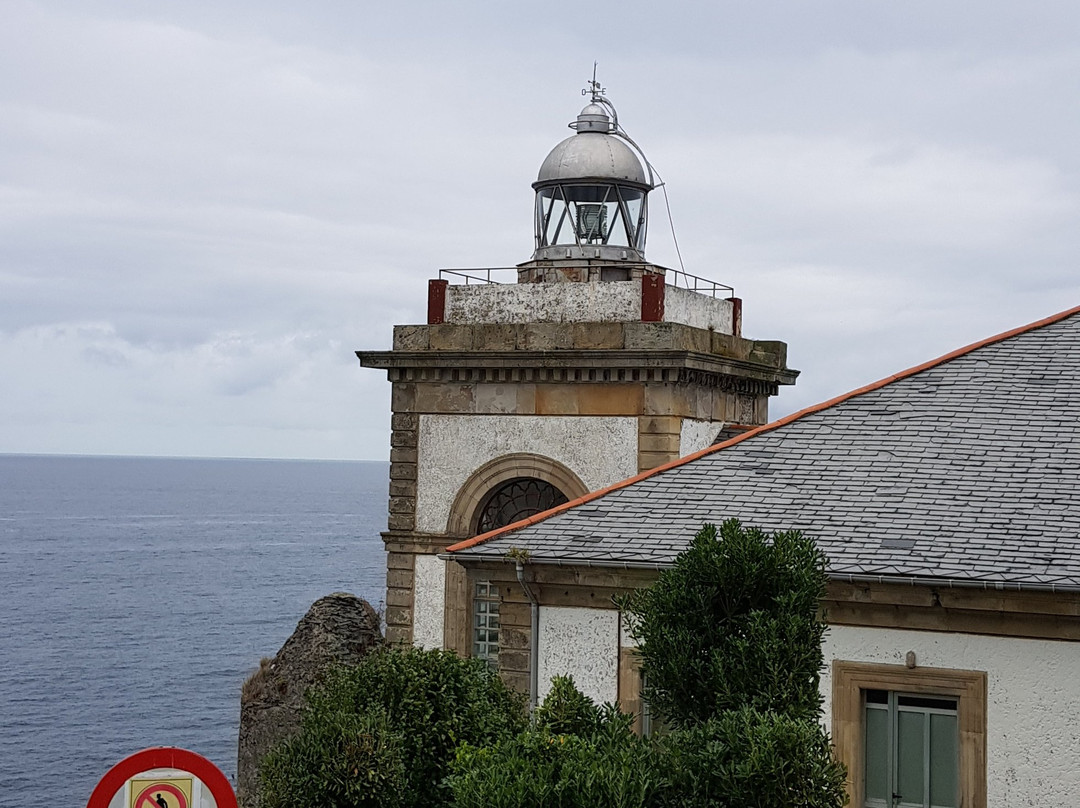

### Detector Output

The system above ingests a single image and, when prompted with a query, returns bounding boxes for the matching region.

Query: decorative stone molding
[446,453,590,537]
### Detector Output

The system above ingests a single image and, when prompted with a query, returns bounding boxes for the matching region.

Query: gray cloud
[1,0,1078,459]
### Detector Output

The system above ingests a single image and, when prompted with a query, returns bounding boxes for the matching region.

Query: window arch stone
[447,453,589,537]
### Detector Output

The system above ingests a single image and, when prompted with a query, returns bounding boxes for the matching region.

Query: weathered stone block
[428,324,474,351]
[522,322,575,350]
[638,449,677,472]
[638,432,681,454]
[391,412,419,431]
[389,446,418,464]
[577,384,644,415]
[750,339,788,368]
[391,382,417,413]
[623,322,676,351]
[473,383,526,414]
[644,384,694,417]
[388,512,415,531]
[710,331,751,360]
[499,649,530,672]
[499,626,530,649]
[638,415,681,435]
[386,568,413,590]
[393,324,430,351]
[535,385,579,415]
[389,462,417,480]
[474,323,519,351]
[571,322,624,349]
[385,606,413,626]
[414,383,476,413]
[385,587,413,607]
[385,625,411,645]
[387,552,415,570]
[388,479,416,499]
[388,496,415,515]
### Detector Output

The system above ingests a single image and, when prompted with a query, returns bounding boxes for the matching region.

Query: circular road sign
[86,747,237,808]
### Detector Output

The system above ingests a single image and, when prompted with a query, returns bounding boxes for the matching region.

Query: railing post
[428,279,449,325]
[641,274,665,322]
[727,297,742,337]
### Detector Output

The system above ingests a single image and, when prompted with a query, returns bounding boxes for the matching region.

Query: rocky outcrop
[236,592,383,808]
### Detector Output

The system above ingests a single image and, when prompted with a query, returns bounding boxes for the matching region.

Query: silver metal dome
[536,131,650,188]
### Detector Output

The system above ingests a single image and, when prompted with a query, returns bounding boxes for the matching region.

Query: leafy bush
[260,647,526,808]
[621,520,830,727]
[260,711,405,808]
[532,674,603,736]
[659,707,848,808]
[449,677,663,808]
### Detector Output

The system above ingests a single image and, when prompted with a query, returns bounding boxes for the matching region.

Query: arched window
[475,477,569,534]
[446,453,587,537]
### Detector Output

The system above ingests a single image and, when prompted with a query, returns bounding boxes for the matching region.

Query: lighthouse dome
[535,104,650,189]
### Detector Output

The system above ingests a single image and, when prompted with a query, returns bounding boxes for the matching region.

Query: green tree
[622,519,848,808]
[622,519,829,726]
[260,647,526,808]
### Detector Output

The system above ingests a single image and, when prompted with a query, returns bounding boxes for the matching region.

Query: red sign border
[86,747,237,808]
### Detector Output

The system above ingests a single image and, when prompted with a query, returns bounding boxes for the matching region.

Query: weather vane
[582,61,606,101]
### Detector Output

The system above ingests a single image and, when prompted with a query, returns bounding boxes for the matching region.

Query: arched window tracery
[475,477,569,534]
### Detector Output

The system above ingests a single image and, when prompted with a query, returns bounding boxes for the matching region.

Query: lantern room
[531,89,652,263]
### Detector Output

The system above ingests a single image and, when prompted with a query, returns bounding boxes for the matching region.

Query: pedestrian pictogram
[129,777,192,808]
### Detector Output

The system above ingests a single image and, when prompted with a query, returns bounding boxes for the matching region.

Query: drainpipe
[515,560,540,712]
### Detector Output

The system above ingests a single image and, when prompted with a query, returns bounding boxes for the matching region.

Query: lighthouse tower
[358,83,798,655]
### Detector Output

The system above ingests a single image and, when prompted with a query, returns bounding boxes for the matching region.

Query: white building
[446,304,1080,808]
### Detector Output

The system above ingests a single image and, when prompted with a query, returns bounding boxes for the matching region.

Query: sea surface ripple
[0,454,388,808]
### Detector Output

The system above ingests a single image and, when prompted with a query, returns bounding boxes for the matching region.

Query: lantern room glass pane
[864,704,889,803]
[535,184,643,249]
[896,710,925,806]
[929,713,958,808]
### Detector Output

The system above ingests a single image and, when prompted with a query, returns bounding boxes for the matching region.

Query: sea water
[0,454,388,807]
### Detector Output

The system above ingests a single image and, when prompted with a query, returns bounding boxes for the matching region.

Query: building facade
[447,304,1080,807]
[358,87,796,658]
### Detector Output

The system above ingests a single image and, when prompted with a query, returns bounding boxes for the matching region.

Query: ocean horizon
[0,453,389,807]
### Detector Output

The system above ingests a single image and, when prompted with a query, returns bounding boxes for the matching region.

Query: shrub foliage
[448,676,662,808]
[260,646,526,808]
[621,519,830,726]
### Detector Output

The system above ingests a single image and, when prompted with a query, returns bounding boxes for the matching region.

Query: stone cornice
[357,349,799,388]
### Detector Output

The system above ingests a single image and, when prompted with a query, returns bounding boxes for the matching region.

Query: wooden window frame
[832,661,986,808]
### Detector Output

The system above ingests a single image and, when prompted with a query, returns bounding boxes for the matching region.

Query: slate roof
[448,305,1080,590]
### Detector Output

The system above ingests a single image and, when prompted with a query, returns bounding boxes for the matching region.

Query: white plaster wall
[411,555,446,650]
[415,414,639,533]
[680,418,722,456]
[822,626,1080,807]
[538,606,619,705]
[446,282,640,324]
[663,286,734,333]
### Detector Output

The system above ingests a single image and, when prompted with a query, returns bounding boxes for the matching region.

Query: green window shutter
[865,705,890,802]
[929,713,958,808]
[896,709,926,805]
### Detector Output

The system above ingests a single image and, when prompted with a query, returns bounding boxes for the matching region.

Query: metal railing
[437,264,735,298]
[438,267,511,284]
[664,266,735,299]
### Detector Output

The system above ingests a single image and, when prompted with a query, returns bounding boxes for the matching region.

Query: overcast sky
[2,1,1078,461]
